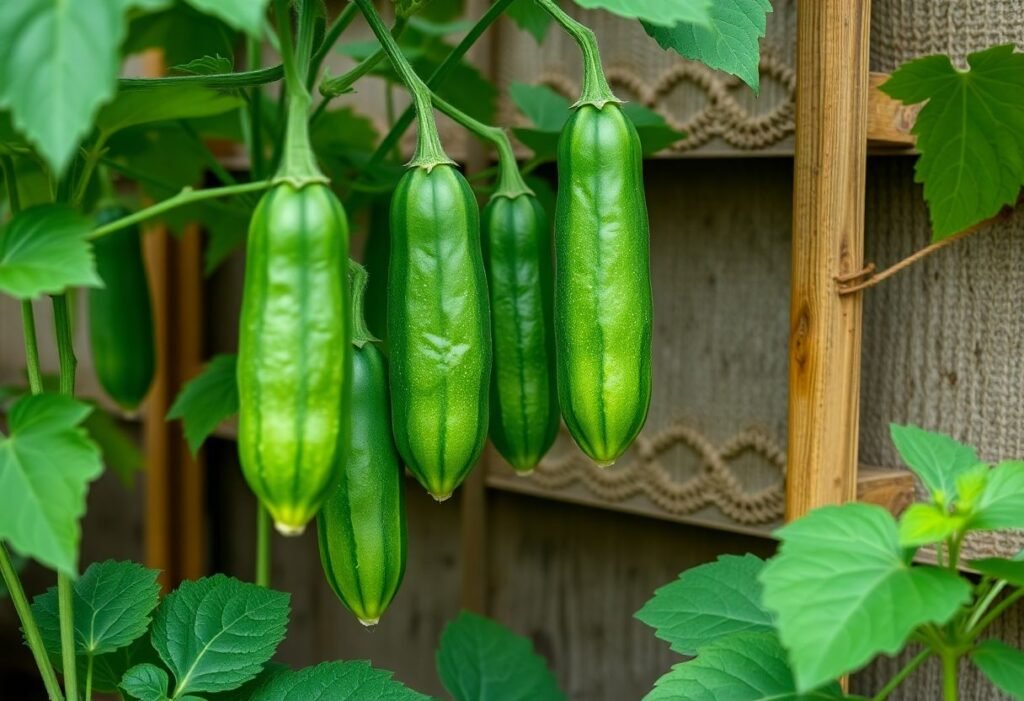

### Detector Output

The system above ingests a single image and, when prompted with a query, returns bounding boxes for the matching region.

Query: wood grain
[866,72,919,150]
[787,0,873,519]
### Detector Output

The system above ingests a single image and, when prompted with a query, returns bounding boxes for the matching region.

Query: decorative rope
[537,51,796,153]
[515,422,787,525]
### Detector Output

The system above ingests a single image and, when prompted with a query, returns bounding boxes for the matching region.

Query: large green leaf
[151,575,289,696]
[573,0,711,27]
[121,663,172,701]
[0,0,126,173]
[31,560,160,657]
[250,661,429,701]
[645,632,846,701]
[889,424,980,503]
[635,554,773,656]
[167,354,239,454]
[971,551,1024,586]
[97,85,244,136]
[184,0,269,38]
[437,611,565,701]
[642,0,772,92]
[882,45,1024,239]
[506,0,553,43]
[0,205,102,299]
[761,504,972,691]
[971,640,1024,700]
[0,394,104,575]
[970,461,1024,531]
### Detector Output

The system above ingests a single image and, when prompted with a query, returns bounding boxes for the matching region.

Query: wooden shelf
[866,72,918,151]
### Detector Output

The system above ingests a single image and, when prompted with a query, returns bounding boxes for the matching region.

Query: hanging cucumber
[88,205,156,411]
[318,262,407,627]
[355,0,491,501]
[541,0,652,466]
[237,0,350,534]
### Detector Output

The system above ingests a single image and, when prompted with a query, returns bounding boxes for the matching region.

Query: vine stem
[84,655,93,701]
[307,2,360,89]
[255,504,271,587]
[966,580,1007,632]
[967,588,1024,640]
[429,92,532,199]
[353,0,453,171]
[87,180,274,240]
[534,0,618,108]
[317,17,409,105]
[871,648,931,701]
[941,651,958,701]
[363,0,516,172]
[0,546,65,701]
[52,293,79,701]
[118,64,284,91]
[243,35,267,180]
[348,259,378,348]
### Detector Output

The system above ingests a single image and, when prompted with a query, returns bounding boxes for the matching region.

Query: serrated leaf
[173,54,234,75]
[971,551,1024,586]
[184,0,269,38]
[0,205,102,300]
[898,503,965,547]
[167,355,239,454]
[642,0,772,92]
[644,632,845,701]
[506,0,553,43]
[151,575,289,696]
[97,85,244,136]
[635,554,773,656]
[32,560,160,658]
[970,461,1024,531]
[761,503,972,691]
[437,611,565,701]
[121,663,170,701]
[573,0,712,27]
[971,640,1024,699]
[881,45,1024,239]
[889,424,980,503]
[251,661,429,701]
[0,0,126,173]
[207,663,290,701]
[0,394,104,574]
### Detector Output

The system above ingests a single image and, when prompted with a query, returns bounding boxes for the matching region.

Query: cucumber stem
[348,259,380,348]
[319,17,409,100]
[534,0,619,109]
[353,0,454,171]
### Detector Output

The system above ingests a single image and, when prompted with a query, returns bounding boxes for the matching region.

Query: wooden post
[786,0,872,520]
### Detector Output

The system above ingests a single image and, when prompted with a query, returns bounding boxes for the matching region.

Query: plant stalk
[0,545,65,701]
[348,259,378,348]
[274,0,326,183]
[318,17,409,100]
[255,504,271,587]
[871,648,930,701]
[353,0,452,170]
[87,180,274,240]
[118,64,284,91]
[967,587,1024,640]
[307,2,360,89]
[364,0,515,172]
[84,654,93,701]
[941,651,958,701]
[534,0,618,108]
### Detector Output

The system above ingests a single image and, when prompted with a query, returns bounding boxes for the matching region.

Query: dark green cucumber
[482,193,558,473]
[388,164,491,500]
[555,103,653,466]
[89,205,156,411]
[237,183,351,535]
[317,266,406,625]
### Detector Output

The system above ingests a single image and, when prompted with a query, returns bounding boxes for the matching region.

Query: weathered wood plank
[787,0,872,519]
[866,72,918,150]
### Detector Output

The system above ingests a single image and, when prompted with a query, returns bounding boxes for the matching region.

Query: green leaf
[121,663,171,701]
[0,394,104,574]
[641,0,772,92]
[151,574,289,696]
[183,0,269,38]
[84,406,144,488]
[173,54,234,75]
[971,640,1024,699]
[251,661,429,701]
[644,632,845,701]
[92,636,165,694]
[635,554,773,656]
[437,611,565,701]
[898,503,965,547]
[889,424,980,503]
[970,461,1024,531]
[97,85,244,136]
[761,503,972,691]
[0,0,127,173]
[125,4,237,69]
[167,355,239,454]
[621,103,685,154]
[506,0,553,43]
[510,82,571,131]
[573,0,712,27]
[971,551,1024,586]
[0,205,102,300]
[881,45,1024,239]
[207,663,290,701]
[32,560,160,658]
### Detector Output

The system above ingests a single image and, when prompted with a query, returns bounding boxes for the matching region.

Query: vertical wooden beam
[786,0,872,520]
